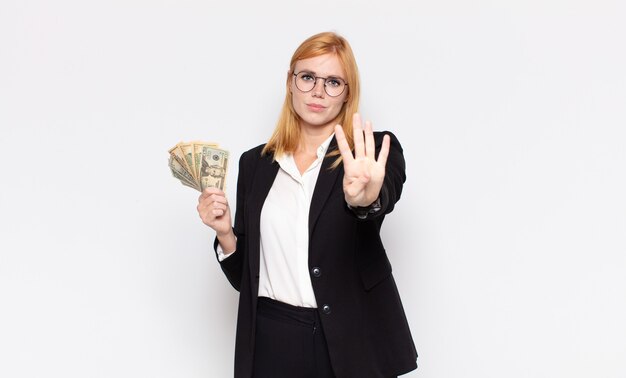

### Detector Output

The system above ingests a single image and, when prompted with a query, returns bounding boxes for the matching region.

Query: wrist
[216,230,236,254]
[347,197,382,219]
[345,195,379,208]
[216,229,235,245]
[216,228,234,239]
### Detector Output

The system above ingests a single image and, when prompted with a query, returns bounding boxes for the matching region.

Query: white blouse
[218,134,334,308]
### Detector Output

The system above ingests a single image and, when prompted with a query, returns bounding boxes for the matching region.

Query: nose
[312,77,325,97]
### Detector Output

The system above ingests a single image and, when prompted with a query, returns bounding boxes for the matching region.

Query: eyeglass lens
[294,72,346,97]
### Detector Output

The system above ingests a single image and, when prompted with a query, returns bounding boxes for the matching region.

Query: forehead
[294,53,346,78]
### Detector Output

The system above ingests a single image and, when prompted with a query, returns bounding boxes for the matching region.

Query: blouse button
[312,267,321,277]
[322,304,331,314]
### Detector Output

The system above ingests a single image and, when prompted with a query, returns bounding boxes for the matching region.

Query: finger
[334,124,354,162]
[198,202,214,221]
[200,187,224,199]
[211,201,227,212]
[376,134,391,168]
[212,208,225,217]
[198,194,225,213]
[352,113,365,159]
[198,196,216,210]
[208,193,228,206]
[200,193,227,210]
[198,203,214,221]
[364,120,375,159]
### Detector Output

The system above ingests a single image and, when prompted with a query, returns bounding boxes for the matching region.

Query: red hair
[263,31,360,163]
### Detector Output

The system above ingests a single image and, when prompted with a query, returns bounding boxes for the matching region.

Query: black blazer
[215,132,418,378]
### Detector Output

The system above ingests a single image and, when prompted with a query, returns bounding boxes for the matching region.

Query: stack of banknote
[168,142,229,192]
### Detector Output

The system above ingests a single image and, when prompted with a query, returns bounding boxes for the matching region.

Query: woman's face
[290,53,348,132]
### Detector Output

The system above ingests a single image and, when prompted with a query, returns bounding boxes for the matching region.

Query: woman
[197,32,417,378]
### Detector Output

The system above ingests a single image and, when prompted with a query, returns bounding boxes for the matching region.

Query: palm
[335,114,390,207]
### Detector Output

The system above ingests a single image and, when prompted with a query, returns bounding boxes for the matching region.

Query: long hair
[262,32,360,164]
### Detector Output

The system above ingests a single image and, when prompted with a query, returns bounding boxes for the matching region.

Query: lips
[306,103,326,112]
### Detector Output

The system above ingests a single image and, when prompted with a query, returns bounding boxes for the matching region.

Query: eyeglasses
[292,71,348,97]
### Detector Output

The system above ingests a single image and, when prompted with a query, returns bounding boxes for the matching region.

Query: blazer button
[322,304,331,314]
[311,267,321,277]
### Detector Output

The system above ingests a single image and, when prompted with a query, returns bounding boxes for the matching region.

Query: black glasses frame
[292,72,348,97]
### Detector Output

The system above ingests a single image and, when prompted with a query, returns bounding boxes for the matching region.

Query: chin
[303,118,334,129]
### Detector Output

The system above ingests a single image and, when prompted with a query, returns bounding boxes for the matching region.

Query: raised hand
[335,113,390,208]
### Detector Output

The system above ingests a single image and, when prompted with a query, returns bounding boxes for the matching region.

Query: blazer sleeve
[346,131,406,221]
[212,149,251,291]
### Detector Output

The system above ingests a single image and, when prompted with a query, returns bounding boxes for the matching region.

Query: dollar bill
[192,143,204,182]
[178,143,197,181]
[168,155,201,191]
[191,141,218,181]
[168,144,194,180]
[199,146,229,191]
[168,141,228,192]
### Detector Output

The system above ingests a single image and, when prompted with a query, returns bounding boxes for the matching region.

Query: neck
[297,125,334,155]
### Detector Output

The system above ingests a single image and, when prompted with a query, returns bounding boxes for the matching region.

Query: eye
[299,72,315,81]
[326,77,343,87]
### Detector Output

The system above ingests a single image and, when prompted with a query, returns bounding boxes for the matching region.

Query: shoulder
[373,131,403,152]
[238,143,275,171]
[242,143,266,157]
[240,143,268,162]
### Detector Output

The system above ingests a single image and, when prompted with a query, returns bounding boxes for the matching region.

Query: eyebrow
[298,69,346,81]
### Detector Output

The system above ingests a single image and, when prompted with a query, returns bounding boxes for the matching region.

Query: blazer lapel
[309,137,342,237]
[246,153,279,279]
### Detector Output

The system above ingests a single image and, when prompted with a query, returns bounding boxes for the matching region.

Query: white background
[1,0,625,377]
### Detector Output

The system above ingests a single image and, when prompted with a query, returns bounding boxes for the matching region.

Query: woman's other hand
[197,188,235,249]
[335,113,390,208]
